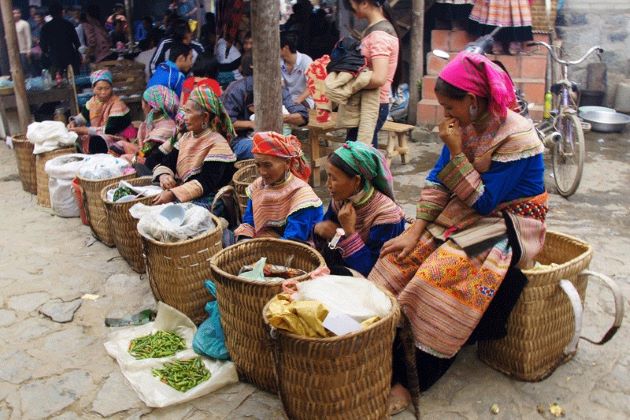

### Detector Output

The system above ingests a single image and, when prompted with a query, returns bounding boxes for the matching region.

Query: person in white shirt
[279,31,313,108]
[14,8,33,76]
[135,34,158,82]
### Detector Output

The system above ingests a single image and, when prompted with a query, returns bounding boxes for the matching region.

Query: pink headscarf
[439,51,516,119]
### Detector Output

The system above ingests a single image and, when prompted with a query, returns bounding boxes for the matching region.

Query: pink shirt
[361,30,399,104]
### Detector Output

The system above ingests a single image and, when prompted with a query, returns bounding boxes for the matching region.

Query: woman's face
[141,99,152,117]
[93,81,113,102]
[435,92,474,126]
[254,154,289,185]
[183,101,208,133]
[326,161,361,202]
[348,0,367,19]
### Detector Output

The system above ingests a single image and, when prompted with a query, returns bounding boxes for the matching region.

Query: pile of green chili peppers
[152,357,211,392]
[128,330,186,359]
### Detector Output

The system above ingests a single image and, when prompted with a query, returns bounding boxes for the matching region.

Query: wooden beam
[0,0,30,132]
[408,0,424,125]
[250,0,282,133]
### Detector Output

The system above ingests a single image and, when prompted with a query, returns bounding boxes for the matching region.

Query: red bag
[72,177,89,225]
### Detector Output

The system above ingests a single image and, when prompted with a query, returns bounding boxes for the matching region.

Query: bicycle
[527,41,604,197]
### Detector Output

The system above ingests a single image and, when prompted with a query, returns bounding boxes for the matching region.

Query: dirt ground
[0,129,628,419]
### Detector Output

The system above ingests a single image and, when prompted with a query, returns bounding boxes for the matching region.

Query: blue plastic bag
[193,280,230,360]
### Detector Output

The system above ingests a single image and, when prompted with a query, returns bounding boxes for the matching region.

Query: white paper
[322,309,362,336]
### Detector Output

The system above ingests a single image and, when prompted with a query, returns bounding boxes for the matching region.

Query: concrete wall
[556,0,630,107]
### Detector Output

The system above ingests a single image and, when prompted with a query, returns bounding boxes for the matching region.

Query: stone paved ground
[0,130,628,419]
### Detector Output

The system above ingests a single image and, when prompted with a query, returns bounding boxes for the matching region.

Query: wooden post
[408,0,424,125]
[250,0,282,133]
[0,0,30,132]
[125,0,135,45]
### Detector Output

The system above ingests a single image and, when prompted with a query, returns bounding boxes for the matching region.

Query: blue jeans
[231,136,254,160]
[346,103,390,148]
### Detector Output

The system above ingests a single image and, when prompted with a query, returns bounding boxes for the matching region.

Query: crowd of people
[10,0,547,416]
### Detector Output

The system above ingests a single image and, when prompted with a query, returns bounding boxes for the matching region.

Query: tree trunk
[0,0,31,132]
[408,0,425,125]
[250,0,282,133]
[125,0,135,45]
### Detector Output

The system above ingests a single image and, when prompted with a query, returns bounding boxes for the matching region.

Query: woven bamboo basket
[77,172,137,246]
[531,0,558,32]
[142,214,223,325]
[210,239,326,393]
[36,147,75,207]
[478,231,593,381]
[232,164,258,215]
[234,159,255,170]
[101,177,155,273]
[263,293,400,420]
[12,134,37,194]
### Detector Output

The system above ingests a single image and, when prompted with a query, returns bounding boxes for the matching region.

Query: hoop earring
[469,105,478,121]
[202,121,208,130]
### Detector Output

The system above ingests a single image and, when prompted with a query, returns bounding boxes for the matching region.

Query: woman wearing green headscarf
[314,141,405,277]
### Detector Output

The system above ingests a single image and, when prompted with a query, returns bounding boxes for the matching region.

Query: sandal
[388,384,412,416]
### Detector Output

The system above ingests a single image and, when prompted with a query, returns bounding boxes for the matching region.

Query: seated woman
[314,141,405,277]
[234,131,323,242]
[120,85,179,170]
[369,51,547,413]
[68,70,135,154]
[149,87,237,211]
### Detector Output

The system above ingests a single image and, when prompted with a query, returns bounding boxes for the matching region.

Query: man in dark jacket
[40,2,81,73]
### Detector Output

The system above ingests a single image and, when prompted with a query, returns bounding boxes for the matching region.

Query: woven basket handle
[559,280,583,355]
[578,270,624,345]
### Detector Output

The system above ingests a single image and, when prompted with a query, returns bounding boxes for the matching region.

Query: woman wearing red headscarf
[369,51,547,414]
[234,131,324,242]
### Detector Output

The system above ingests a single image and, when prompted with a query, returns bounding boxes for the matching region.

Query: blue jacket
[147,61,186,97]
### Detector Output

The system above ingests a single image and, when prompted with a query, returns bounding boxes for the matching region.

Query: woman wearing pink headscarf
[368,51,547,414]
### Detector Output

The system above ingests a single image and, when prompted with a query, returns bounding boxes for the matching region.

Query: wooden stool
[380,121,413,165]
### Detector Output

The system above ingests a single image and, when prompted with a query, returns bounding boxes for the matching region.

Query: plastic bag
[104,302,238,408]
[132,203,217,243]
[78,154,132,180]
[294,275,392,322]
[45,153,89,179]
[193,281,230,360]
[45,154,89,217]
[26,121,78,154]
[104,180,162,204]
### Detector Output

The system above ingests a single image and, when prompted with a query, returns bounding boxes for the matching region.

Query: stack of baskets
[77,172,137,246]
[36,147,75,207]
[142,214,223,325]
[234,159,255,170]
[11,134,37,194]
[101,177,154,273]
[210,239,326,392]
[232,164,258,215]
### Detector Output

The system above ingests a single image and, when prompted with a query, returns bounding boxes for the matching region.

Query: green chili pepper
[128,330,186,359]
[151,357,211,392]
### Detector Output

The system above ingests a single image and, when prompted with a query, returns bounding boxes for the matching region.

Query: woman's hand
[438,117,463,156]
[337,202,357,235]
[159,174,177,190]
[152,190,175,205]
[67,120,76,129]
[379,221,426,260]
[68,126,89,136]
[314,220,340,241]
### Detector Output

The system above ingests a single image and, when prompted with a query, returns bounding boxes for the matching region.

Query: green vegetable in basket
[152,357,211,392]
[113,186,136,202]
[128,330,186,359]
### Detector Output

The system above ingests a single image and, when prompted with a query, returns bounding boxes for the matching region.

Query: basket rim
[232,164,258,186]
[35,146,75,157]
[262,287,400,343]
[77,169,138,185]
[209,238,326,287]
[522,230,593,275]
[11,134,28,142]
[100,176,155,205]
[139,212,223,247]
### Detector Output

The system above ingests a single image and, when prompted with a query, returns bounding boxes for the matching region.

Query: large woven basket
[232,164,258,215]
[234,158,255,170]
[142,215,223,325]
[263,293,400,419]
[36,147,75,207]
[531,0,558,32]
[78,172,137,246]
[101,177,155,273]
[12,134,37,194]
[478,231,593,381]
[210,239,326,393]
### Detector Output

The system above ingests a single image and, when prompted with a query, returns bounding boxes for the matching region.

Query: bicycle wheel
[551,112,585,197]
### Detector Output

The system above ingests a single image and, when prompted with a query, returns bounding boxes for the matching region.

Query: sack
[193,281,230,360]
[104,302,238,408]
[78,154,133,180]
[132,203,216,243]
[45,154,89,217]
[27,121,78,154]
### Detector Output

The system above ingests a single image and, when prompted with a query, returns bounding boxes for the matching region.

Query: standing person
[82,5,115,64]
[147,42,193,97]
[150,19,205,75]
[468,0,533,54]
[13,8,32,76]
[40,2,81,74]
[176,0,199,21]
[200,12,217,50]
[135,34,159,82]
[279,31,313,108]
[110,17,128,46]
[344,0,402,147]
[214,33,241,89]
[105,3,127,32]
[28,5,39,31]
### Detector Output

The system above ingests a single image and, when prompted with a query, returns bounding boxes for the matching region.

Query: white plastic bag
[131,203,216,243]
[27,121,78,154]
[78,154,132,180]
[295,275,392,322]
[104,302,238,408]
[104,180,162,204]
[45,154,89,217]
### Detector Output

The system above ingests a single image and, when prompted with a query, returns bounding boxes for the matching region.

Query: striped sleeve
[437,152,484,207]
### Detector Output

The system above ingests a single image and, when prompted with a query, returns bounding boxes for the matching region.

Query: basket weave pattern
[210,239,326,393]
[143,215,223,325]
[478,231,593,381]
[232,164,258,215]
[36,147,75,207]
[78,173,137,246]
[234,159,255,170]
[12,134,37,194]
[531,0,558,32]
[101,177,154,273]
[264,294,400,419]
